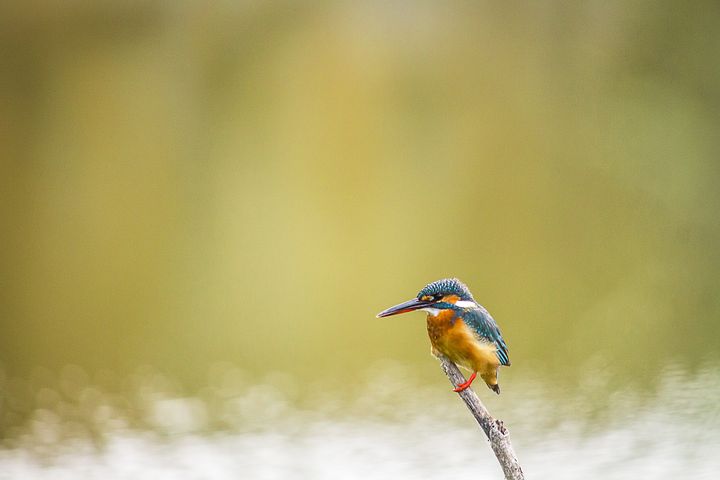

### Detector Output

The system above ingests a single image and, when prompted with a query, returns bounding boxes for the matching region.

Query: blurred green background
[1,0,719,443]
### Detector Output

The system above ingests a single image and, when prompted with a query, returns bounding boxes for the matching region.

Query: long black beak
[376,298,431,318]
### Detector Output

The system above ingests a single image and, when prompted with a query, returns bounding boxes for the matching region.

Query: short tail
[489,383,500,395]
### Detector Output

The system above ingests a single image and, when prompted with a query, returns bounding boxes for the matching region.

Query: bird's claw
[452,371,477,392]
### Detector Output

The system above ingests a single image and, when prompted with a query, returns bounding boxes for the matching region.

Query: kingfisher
[377,278,510,394]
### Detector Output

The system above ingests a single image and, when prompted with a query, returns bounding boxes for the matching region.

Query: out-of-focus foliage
[1,1,719,396]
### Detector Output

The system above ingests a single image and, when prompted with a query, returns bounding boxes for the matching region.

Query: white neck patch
[421,307,442,316]
[455,300,479,309]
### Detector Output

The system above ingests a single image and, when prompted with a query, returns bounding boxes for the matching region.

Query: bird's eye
[434,293,444,301]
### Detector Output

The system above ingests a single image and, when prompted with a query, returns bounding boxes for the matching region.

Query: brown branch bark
[437,354,525,480]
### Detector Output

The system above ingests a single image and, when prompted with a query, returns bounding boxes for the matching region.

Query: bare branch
[437,354,525,480]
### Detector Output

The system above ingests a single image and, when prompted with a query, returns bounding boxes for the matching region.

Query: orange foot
[453,371,477,392]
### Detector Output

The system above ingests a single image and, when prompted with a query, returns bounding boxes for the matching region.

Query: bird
[377,278,510,394]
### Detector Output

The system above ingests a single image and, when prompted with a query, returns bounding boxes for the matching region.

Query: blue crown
[417,278,475,301]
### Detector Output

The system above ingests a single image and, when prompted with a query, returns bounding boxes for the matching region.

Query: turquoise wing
[463,306,511,366]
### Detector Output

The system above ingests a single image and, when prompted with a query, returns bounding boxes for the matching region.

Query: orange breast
[426,311,500,377]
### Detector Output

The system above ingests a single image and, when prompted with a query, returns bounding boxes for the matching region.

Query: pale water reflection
[1,361,718,479]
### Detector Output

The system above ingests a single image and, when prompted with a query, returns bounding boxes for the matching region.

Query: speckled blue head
[417,278,475,302]
[376,278,478,318]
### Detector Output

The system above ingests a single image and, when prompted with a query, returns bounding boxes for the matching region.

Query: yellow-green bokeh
[1,1,719,396]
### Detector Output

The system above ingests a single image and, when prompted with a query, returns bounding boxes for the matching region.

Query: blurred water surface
[0,360,718,479]
[1,1,720,478]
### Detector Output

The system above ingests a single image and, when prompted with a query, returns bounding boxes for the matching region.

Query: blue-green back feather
[461,306,511,366]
